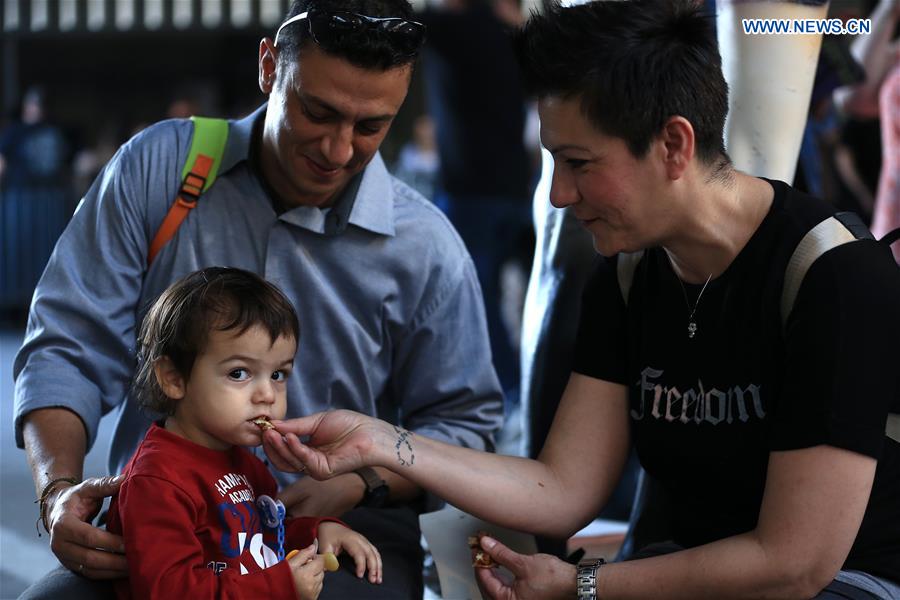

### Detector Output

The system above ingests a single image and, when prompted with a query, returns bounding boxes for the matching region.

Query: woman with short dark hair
[264,1,900,597]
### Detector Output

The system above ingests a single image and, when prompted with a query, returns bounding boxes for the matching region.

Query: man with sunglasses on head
[14,1,503,598]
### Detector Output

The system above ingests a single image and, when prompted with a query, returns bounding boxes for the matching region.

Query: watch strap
[354,467,389,508]
[355,467,384,492]
[576,557,606,600]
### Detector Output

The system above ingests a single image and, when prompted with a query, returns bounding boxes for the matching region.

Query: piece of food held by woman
[253,417,276,431]
[469,531,497,568]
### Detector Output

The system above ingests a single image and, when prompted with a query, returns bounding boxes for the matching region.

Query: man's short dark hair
[514,0,729,165]
[133,267,300,415]
[277,0,420,71]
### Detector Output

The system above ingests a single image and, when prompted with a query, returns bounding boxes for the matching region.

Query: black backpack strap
[834,211,875,240]
[782,212,899,443]
[880,227,900,247]
[781,213,862,328]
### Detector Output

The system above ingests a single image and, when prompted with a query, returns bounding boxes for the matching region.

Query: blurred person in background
[872,60,900,262]
[418,0,536,418]
[392,114,440,200]
[866,0,900,260]
[833,0,900,230]
[13,1,503,598]
[0,86,72,318]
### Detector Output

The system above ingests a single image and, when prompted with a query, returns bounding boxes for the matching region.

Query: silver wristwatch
[576,557,606,600]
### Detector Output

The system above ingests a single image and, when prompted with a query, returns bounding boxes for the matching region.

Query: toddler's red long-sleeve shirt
[107,423,340,599]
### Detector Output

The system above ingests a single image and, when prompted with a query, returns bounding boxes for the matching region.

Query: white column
[717,0,829,181]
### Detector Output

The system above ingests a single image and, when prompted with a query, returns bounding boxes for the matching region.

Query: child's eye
[228,369,250,381]
[271,370,289,382]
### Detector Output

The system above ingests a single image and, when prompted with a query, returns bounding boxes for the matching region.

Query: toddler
[106,267,381,599]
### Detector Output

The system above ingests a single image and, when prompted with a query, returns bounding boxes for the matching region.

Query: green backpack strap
[147,116,228,266]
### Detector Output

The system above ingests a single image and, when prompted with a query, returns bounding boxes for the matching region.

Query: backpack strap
[780,213,866,327]
[782,212,898,443]
[881,227,900,248]
[147,116,229,266]
[889,415,900,445]
[617,250,645,305]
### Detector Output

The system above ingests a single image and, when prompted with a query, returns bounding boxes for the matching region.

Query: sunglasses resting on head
[274,8,426,57]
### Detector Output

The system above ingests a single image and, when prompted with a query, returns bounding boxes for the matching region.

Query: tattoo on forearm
[393,426,415,467]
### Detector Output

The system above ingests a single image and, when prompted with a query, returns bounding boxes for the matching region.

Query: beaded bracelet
[34,476,80,536]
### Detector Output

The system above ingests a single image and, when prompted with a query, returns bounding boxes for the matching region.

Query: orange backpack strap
[147,117,229,266]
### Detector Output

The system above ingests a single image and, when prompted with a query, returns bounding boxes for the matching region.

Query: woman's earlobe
[154,356,186,400]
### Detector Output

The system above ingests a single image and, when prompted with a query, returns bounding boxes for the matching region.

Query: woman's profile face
[538,95,668,257]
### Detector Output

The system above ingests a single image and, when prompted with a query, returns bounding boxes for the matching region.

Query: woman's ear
[659,115,696,180]
[154,356,186,400]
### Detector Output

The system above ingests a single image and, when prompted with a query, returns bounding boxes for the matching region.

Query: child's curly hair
[132,267,300,415]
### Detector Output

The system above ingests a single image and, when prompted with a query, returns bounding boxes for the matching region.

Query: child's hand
[317,521,383,584]
[287,544,325,600]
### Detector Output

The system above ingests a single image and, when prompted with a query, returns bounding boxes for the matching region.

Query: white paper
[419,504,537,600]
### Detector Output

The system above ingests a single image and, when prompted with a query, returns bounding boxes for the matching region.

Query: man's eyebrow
[300,93,339,115]
[302,92,395,122]
[547,144,592,155]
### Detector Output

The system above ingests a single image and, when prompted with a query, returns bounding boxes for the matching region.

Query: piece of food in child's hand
[252,417,275,431]
[468,531,497,568]
[285,548,338,571]
[322,552,339,572]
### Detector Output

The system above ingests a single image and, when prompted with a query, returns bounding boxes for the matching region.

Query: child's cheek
[273,400,288,421]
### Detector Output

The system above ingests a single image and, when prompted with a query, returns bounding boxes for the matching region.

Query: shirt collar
[219,105,261,175]
[347,153,395,237]
[220,104,395,237]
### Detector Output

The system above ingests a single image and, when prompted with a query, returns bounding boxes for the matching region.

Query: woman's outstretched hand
[262,410,385,479]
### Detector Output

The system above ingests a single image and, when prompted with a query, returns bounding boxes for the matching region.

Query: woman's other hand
[474,536,576,600]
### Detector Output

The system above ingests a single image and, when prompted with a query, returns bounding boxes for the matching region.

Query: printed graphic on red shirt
[212,472,278,574]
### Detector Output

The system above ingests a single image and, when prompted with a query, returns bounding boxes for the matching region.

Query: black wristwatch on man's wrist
[576,557,606,600]
[354,467,390,508]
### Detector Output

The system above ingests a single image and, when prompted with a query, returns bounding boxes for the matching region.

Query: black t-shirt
[573,179,900,581]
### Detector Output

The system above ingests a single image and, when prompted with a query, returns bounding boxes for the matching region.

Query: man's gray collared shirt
[14,107,503,486]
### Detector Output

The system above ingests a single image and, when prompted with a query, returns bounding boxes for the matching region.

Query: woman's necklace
[675,272,713,339]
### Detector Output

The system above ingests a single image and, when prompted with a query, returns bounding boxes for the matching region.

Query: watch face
[577,558,605,569]
[366,485,389,508]
[355,468,388,508]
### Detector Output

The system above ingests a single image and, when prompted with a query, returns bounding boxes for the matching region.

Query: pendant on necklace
[687,321,698,339]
